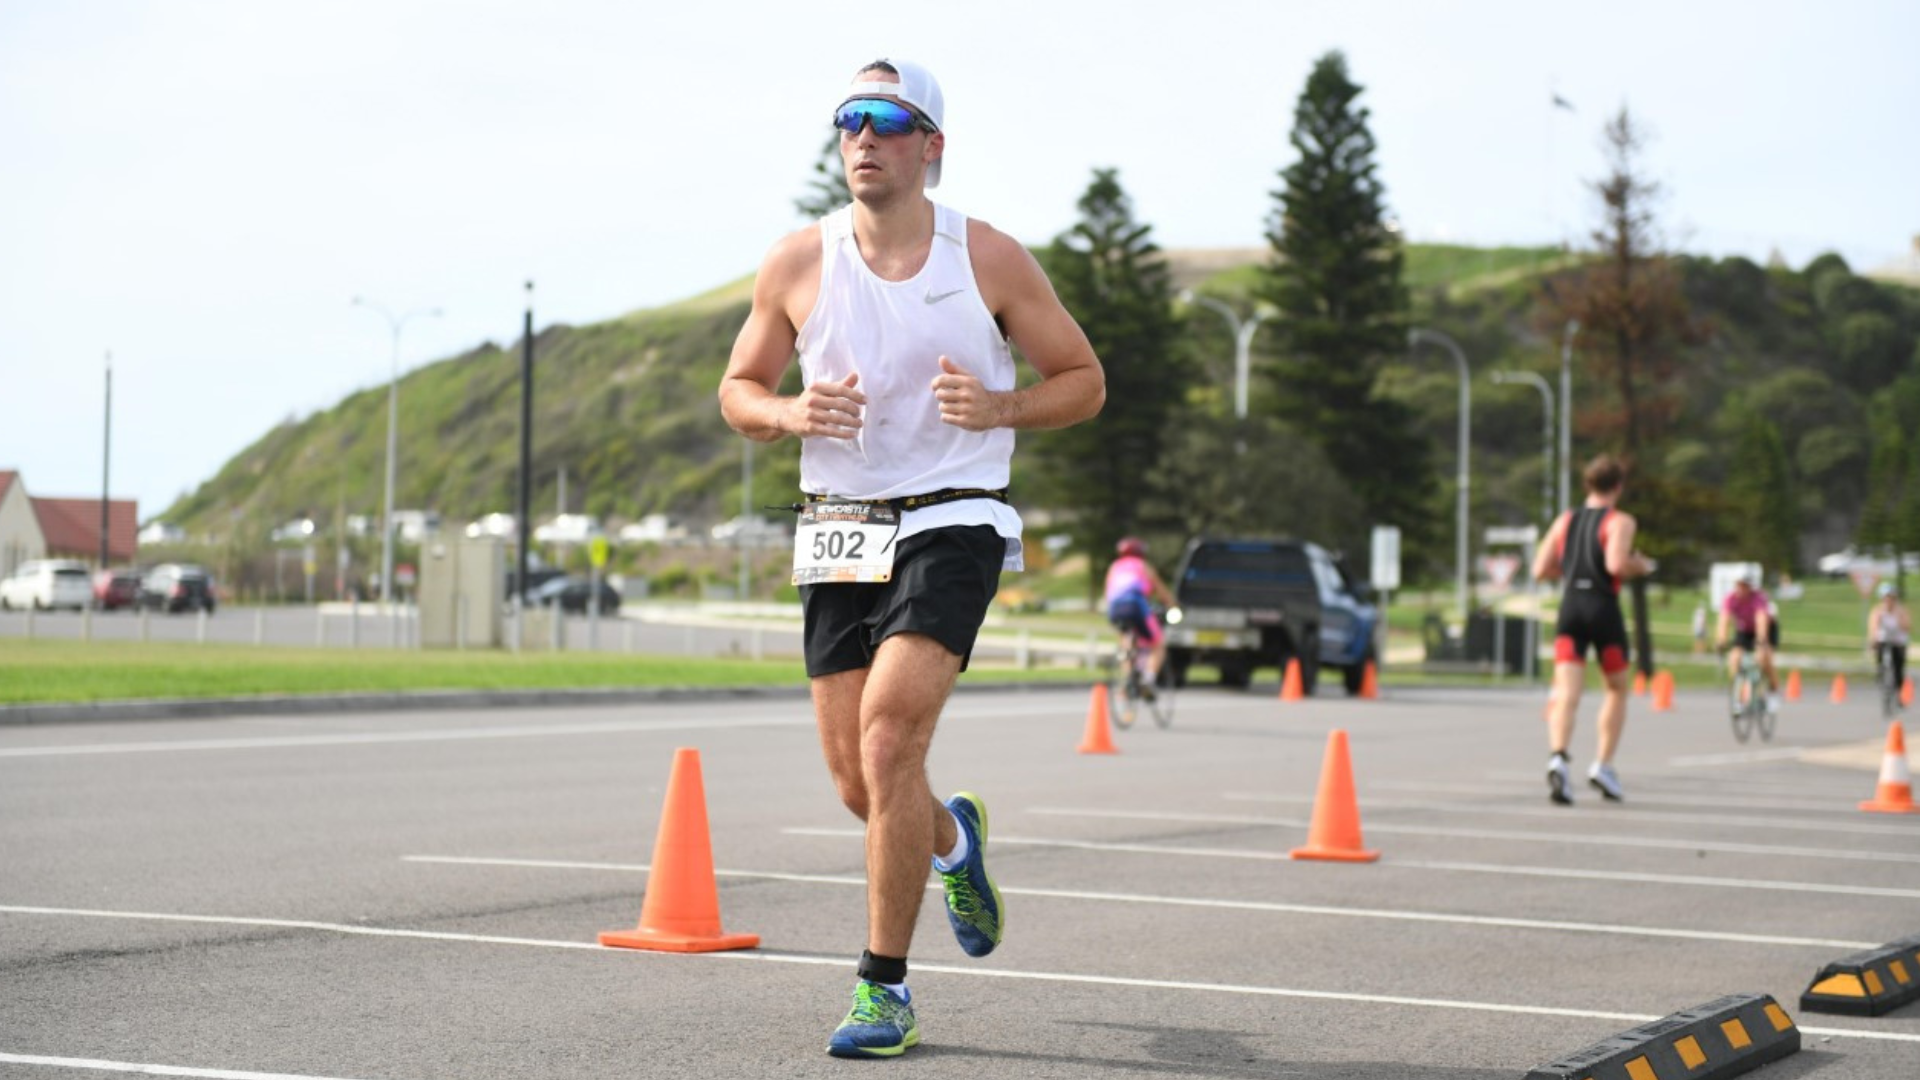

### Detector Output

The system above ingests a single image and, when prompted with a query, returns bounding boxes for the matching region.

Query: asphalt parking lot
[3,682,1917,1078]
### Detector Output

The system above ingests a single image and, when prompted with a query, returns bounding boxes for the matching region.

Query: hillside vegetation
[154,243,1920,596]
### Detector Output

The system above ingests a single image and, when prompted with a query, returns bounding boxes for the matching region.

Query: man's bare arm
[1532,513,1567,582]
[950,222,1103,431]
[718,226,866,442]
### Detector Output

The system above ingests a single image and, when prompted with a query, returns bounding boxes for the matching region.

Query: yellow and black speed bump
[1524,993,1798,1080]
[1800,932,1920,1016]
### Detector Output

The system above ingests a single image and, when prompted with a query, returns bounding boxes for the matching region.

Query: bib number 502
[811,529,867,561]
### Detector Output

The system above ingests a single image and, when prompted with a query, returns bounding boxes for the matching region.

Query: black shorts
[1554,591,1630,674]
[799,525,1005,678]
[1732,621,1779,651]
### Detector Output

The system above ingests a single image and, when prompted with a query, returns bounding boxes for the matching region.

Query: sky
[3,0,1916,523]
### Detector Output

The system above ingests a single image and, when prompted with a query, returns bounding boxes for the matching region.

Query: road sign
[1370,526,1401,591]
[1485,525,1540,546]
[589,535,610,570]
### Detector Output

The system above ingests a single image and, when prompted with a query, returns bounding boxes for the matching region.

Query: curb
[0,679,1088,726]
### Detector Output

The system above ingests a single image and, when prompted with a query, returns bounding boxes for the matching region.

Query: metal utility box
[420,537,505,649]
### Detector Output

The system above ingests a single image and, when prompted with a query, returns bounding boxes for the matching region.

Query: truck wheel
[1166,648,1192,689]
[1218,657,1252,690]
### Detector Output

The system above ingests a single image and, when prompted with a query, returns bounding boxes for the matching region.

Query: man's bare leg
[819,633,961,960]
[1547,662,1585,754]
[1595,668,1630,764]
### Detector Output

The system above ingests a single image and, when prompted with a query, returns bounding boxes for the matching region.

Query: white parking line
[783,827,1920,900]
[0,1051,383,1079]
[1027,806,1920,866]
[402,854,1874,950]
[3,906,1913,1045]
[1220,792,1920,837]
[1369,780,1873,814]
[0,701,1064,759]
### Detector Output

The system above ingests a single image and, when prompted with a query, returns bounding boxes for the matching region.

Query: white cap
[1880,582,1897,598]
[840,58,945,188]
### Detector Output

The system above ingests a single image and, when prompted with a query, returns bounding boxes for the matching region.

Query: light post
[1489,369,1555,529]
[1409,328,1472,624]
[352,297,442,607]
[1559,319,1579,513]
[1179,290,1275,425]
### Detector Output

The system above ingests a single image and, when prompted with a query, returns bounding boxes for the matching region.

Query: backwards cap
[840,58,945,188]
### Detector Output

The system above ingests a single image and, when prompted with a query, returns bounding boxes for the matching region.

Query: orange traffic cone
[1359,660,1380,700]
[1785,669,1802,702]
[1632,671,1647,696]
[1280,658,1306,701]
[1078,683,1118,754]
[1831,674,1849,704]
[1289,729,1380,862]
[1904,678,1915,707]
[600,748,760,953]
[1859,721,1919,814]
[1652,670,1674,712]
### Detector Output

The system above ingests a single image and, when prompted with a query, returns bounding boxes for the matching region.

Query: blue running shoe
[827,981,918,1059]
[939,791,1004,957]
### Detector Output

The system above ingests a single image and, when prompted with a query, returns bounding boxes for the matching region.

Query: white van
[0,559,93,611]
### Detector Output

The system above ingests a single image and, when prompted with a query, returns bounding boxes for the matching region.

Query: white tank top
[1878,608,1908,645]
[794,203,1024,569]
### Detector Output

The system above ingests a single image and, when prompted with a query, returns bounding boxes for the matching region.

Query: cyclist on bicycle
[1868,582,1911,708]
[1715,571,1780,714]
[1104,537,1175,694]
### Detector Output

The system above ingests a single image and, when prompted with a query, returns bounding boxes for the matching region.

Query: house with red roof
[0,470,138,577]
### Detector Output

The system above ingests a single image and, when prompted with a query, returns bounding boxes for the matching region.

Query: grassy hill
[152,242,1920,598]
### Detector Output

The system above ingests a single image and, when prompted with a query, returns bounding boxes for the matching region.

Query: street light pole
[352,297,442,607]
[1559,319,1579,513]
[1490,369,1555,530]
[1179,290,1274,424]
[1409,328,1472,625]
[100,351,112,570]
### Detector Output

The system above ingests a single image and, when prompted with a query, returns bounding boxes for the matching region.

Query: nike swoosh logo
[924,288,966,305]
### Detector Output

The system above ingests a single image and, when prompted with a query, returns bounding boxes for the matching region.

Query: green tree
[794,133,849,219]
[1727,417,1800,574]
[1027,168,1189,577]
[1259,50,1436,562]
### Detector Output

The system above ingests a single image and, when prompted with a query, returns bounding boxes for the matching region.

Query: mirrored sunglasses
[833,99,933,137]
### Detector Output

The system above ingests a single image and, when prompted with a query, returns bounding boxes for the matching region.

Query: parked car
[0,559,92,611]
[1161,537,1379,695]
[139,563,216,614]
[528,575,622,615]
[92,569,142,611]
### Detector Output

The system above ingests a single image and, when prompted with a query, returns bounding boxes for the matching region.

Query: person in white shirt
[718,58,1103,1059]
[1868,582,1912,707]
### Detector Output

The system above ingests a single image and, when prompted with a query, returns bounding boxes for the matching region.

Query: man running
[718,58,1103,1059]
[1531,454,1654,805]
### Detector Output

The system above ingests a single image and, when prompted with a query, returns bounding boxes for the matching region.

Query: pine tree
[1259,51,1435,559]
[1027,168,1189,575]
[794,133,849,220]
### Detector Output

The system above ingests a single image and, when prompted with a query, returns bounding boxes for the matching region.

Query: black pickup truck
[1162,537,1379,695]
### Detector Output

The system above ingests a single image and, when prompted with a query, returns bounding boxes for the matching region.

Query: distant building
[0,470,138,576]
[1864,235,1920,288]
[138,521,187,546]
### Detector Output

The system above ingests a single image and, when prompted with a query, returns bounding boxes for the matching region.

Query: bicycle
[1875,642,1905,720]
[1107,630,1174,730]
[1723,646,1774,743]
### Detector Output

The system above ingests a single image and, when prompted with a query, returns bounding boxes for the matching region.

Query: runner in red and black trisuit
[1532,454,1654,806]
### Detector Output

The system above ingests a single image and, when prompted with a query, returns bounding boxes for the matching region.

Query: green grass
[0,640,1094,706]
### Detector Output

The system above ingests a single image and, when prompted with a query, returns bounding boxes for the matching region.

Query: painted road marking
[0,1053,385,1079]
[401,854,1874,950]
[784,827,1920,901]
[1220,792,1920,837]
[0,701,1063,759]
[1370,780,1878,814]
[3,906,1913,1045]
[1026,806,1920,866]
[0,1053,382,1076]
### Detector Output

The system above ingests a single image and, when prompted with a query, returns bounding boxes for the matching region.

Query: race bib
[792,501,899,585]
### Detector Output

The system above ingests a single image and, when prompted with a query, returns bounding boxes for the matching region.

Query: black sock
[857,949,907,986]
